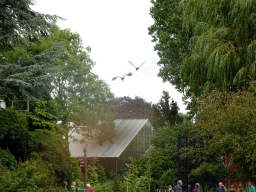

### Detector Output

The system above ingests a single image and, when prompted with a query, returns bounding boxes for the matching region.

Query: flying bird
[112,72,133,81]
[128,61,146,71]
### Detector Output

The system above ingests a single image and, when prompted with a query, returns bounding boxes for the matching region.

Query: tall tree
[0,43,61,101]
[151,91,183,130]
[179,0,256,97]
[0,0,61,52]
[1,27,116,144]
[181,81,256,183]
[149,0,256,107]
[43,28,116,144]
[0,1,62,101]
[148,0,191,91]
[112,96,153,119]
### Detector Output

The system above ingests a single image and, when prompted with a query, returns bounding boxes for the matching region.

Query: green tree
[0,43,61,101]
[2,27,116,144]
[0,148,17,170]
[44,28,116,144]
[0,0,62,52]
[124,157,140,192]
[148,0,191,91]
[112,96,153,119]
[28,100,62,132]
[87,162,106,185]
[151,91,183,130]
[0,2,63,101]
[0,157,62,192]
[0,108,32,161]
[180,81,256,182]
[179,0,256,97]
[149,0,256,114]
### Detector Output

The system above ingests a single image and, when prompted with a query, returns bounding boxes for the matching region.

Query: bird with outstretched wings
[128,61,146,71]
[112,72,133,81]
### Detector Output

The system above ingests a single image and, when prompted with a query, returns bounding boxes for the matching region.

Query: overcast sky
[32,0,187,113]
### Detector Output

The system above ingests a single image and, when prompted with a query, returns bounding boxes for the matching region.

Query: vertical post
[116,158,118,175]
[84,146,87,189]
[27,100,29,112]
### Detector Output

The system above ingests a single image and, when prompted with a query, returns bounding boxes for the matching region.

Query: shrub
[87,162,107,185]
[0,108,32,161]
[0,148,17,170]
[92,180,115,192]
[0,158,62,191]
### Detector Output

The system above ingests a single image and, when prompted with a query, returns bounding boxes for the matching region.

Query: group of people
[168,180,256,192]
[63,181,94,192]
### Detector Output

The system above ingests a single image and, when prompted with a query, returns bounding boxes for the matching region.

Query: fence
[177,134,219,192]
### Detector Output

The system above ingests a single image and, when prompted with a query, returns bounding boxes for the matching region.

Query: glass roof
[69,119,151,158]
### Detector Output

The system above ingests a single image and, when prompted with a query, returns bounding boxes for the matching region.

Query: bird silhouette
[112,72,133,81]
[128,61,146,71]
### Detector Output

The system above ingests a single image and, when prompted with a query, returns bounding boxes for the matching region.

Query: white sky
[32,0,187,113]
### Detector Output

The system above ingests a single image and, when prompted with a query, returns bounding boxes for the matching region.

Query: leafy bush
[30,129,76,185]
[28,100,63,132]
[87,162,107,185]
[0,148,17,170]
[0,158,63,191]
[70,157,83,182]
[92,180,115,192]
[0,108,32,161]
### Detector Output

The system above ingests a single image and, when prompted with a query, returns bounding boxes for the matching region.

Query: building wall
[83,121,155,177]
[118,121,154,173]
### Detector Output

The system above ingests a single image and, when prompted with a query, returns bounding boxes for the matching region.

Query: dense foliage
[180,0,256,97]
[150,91,184,130]
[1,26,116,144]
[180,81,256,183]
[0,0,62,51]
[148,0,190,91]
[87,162,107,185]
[112,96,153,119]
[94,122,192,192]
[0,108,32,161]
[0,0,116,189]
[0,158,63,192]
[149,0,256,107]
[0,43,61,101]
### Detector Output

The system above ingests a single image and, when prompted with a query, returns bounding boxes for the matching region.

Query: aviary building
[69,119,154,175]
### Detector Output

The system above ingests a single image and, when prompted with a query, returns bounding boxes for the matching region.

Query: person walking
[216,182,227,192]
[86,184,94,192]
[63,181,68,192]
[173,180,183,192]
[238,183,245,192]
[230,184,236,192]
[70,182,76,192]
[193,183,201,192]
[248,182,255,192]
[168,185,173,192]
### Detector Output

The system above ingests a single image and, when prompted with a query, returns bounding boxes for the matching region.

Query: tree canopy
[180,0,256,97]
[148,0,190,91]
[0,0,61,51]
[0,43,61,101]
[149,0,256,99]
[181,81,256,183]
[150,91,183,130]
[112,96,153,119]
[0,1,113,190]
